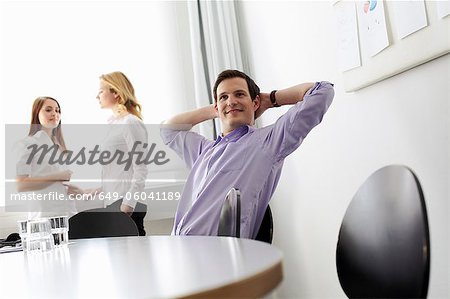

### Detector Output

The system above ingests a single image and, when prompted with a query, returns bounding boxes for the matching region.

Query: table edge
[179,259,283,299]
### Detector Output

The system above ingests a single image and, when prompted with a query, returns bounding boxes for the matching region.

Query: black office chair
[69,208,139,240]
[255,205,273,244]
[336,165,430,298]
[218,188,241,238]
[218,188,273,244]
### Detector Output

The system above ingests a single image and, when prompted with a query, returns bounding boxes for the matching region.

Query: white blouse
[101,114,148,209]
[15,130,76,219]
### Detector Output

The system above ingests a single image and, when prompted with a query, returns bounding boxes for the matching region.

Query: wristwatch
[270,90,280,107]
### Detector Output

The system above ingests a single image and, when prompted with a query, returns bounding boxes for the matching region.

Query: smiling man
[161,69,334,238]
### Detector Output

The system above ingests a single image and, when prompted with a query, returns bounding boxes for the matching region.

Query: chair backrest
[218,188,241,238]
[255,205,273,244]
[69,208,139,240]
[218,188,273,243]
[336,165,430,298]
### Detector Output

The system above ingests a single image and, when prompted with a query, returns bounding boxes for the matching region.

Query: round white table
[0,236,283,298]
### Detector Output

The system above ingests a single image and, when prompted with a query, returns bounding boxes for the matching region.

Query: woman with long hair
[92,71,148,235]
[15,96,80,219]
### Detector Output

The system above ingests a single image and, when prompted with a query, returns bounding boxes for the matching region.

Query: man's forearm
[163,104,217,127]
[256,82,317,119]
[274,82,315,106]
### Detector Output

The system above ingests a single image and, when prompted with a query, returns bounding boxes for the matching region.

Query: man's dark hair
[212,69,260,102]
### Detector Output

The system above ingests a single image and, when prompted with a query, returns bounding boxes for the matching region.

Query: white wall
[238,1,449,298]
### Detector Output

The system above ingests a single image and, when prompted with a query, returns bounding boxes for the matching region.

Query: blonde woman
[92,71,148,235]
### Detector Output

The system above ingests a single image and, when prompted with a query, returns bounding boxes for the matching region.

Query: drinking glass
[48,216,69,246]
[25,218,54,252]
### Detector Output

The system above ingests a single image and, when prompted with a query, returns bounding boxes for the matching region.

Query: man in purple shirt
[161,70,334,238]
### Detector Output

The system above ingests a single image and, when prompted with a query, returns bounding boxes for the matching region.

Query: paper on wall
[357,0,390,57]
[334,1,361,72]
[393,0,428,39]
[437,0,450,19]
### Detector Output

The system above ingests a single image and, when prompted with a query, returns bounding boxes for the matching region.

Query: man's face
[215,77,260,136]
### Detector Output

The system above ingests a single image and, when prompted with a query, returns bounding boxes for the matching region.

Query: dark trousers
[106,199,147,236]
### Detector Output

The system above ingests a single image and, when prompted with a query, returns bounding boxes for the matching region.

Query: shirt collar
[107,115,118,124]
[213,125,250,146]
[107,113,131,124]
[32,130,57,147]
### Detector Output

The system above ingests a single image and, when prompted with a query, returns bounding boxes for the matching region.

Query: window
[0,0,195,124]
[0,1,195,207]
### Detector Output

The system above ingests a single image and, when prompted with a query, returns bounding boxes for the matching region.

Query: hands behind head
[255,93,272,120]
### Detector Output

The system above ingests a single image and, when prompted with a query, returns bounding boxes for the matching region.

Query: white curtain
[187,0,246,139]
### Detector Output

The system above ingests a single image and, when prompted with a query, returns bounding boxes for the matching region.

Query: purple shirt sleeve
[160,126,213,169]
[262,81,334,161]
